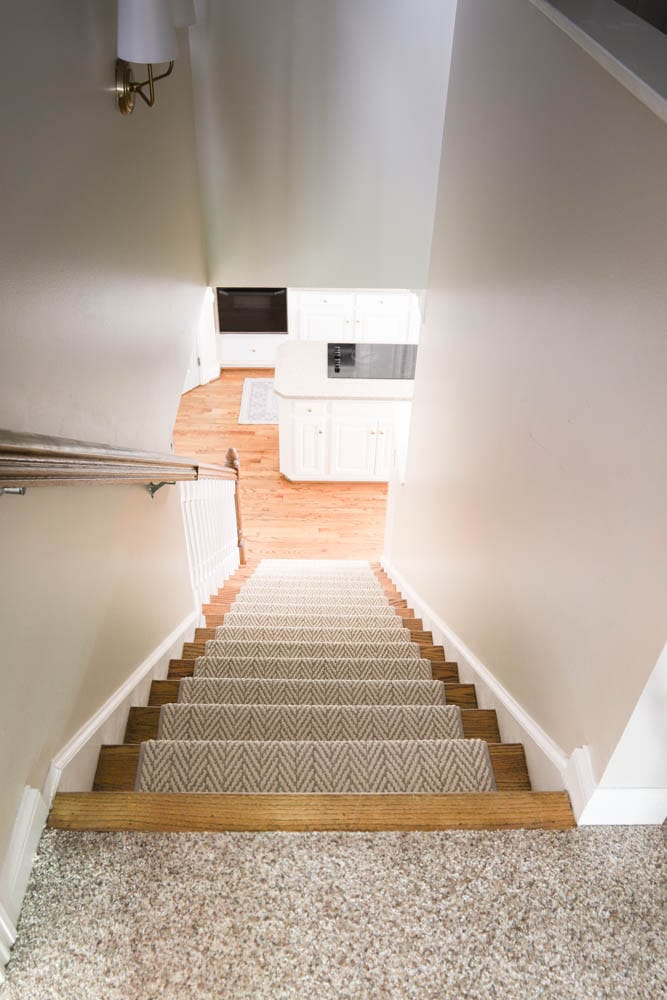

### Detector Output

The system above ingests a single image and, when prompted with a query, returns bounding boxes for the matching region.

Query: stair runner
[136,560,495,794]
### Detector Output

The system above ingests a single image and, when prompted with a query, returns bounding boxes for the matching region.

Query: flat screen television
[216,288,288,333]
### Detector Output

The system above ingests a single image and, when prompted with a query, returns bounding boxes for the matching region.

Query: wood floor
[173,369,387,560]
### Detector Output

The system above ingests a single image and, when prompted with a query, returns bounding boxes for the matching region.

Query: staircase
[49,559,575,830]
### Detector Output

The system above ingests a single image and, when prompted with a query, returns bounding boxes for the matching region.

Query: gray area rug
[3,827,665,999]
[237,378,279,424]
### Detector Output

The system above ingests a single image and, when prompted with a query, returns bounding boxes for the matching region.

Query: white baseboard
[0,900,17,982]
[382,558,667,825]
[578,787,667,825]
[381,558,570,793]
[44,608,199,800]
[0,787,48,943]
[0,609,199,976]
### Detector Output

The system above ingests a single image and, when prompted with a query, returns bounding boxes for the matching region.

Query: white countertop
[273,342,414,401]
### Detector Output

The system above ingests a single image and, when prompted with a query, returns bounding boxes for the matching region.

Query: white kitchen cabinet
[279,397,409,482]
[289,289,420,345]
[292,417,327,478]
[372,417,396,480]
[353,292,412,344]
[297,291,355,342]
[328,415,378,479]
[218,333,288,368]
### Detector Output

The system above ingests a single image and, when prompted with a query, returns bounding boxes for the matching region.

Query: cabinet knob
[370,430,376,435]
[379,430,384,435]
[318,429,323,435]
[307,407,312,413]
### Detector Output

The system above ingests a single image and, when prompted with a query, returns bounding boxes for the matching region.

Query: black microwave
[216,288,287,333]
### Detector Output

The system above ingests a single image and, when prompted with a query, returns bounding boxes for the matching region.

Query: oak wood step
[123,706,499,745]
[166,658,459,683]
[153,678,476,707]
[49,791,575,831]
[182,640,448,664]
[204,614,425,631]
[94,742,526,792]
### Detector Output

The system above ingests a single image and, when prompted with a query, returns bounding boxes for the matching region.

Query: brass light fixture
[116,0,190,116]
[115,59,174,116]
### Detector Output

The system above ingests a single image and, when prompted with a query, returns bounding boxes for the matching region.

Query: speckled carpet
[2,826,665,999]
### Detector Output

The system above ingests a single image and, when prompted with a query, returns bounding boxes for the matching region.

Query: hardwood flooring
[173,369,387,559]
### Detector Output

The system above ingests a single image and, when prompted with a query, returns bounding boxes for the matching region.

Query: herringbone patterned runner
[179,676,446,705]
[158,704,464,742]
[204,640,422,660]
[193,656,433,681]
[135,559,496,795]
[136,739,495,793]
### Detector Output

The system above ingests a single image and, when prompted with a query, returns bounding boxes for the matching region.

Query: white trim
[382,557,569,792]
[579,788,667,826]
[43,609,199,801]
[0,786,48,968]
[0,610,199,975]
[529,0,667,125]
[382,557,667,824]
[564,745,598,821]
[0,900,17,980]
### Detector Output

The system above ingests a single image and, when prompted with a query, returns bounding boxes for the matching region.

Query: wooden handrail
[225,447,247,565]
[0,429,236,487]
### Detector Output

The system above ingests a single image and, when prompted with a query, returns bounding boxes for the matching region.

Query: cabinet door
[328,417,377,479]
[292,419,326,478]
[298,292,355,342]
[354,292,412,344]
[373,418,395,480]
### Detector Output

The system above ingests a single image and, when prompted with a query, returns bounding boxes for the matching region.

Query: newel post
[225,447,247,565]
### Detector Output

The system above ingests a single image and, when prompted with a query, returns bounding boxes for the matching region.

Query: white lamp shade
[118,0,178,64]
[171,0,196,28]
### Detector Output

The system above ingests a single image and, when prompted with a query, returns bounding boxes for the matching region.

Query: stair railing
[0,429,247,578]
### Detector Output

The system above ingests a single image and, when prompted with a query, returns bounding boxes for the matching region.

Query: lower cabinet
[292,418,327,478]
[219,333,288,368]
[279,399,409,482]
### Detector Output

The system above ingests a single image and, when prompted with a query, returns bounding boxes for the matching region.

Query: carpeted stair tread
[231,596,393,609]
[204,640,422,660]
[212,625,411,643]
[158,703,464,742]
[240,577,382,594]
[178,676,446,706]
[221,612,400,626]
[136,739,495,794]
[193,657,433,681]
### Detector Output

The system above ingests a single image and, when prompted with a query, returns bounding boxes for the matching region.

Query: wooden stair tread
[93,742,527,792]
[48,791,575,831]
[124,706,499,744]
[182,640,449,664]
[154,677,475,707]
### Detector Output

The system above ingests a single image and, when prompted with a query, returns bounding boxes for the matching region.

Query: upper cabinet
[288,289,421,344]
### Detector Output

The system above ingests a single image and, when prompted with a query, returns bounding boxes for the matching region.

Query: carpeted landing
[2,826,664,999]
[135,559,496,795]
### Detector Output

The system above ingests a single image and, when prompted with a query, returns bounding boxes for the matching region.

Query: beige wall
[0,3,206,862]
[189,0,456,288]
[0,2,206,451]
[387,0,667,782]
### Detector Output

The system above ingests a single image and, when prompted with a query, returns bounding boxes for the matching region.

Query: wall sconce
[116,0,194,116]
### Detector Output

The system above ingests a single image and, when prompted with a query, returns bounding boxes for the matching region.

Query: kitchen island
[273,341,414,482]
